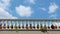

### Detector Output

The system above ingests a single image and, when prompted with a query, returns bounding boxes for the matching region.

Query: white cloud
[16,5,33,17]
[0,0,17,19]
[48,3,59,18]
[0,7,17,19]
[48,3,58,14]
[0,0,10,9]
[24,0,35,4]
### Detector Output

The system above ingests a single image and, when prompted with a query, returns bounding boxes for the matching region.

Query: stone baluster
[39,21,40,29]
[20,21,22,29]
[13,21,15,29]
[28,21,30,29]
[42,21,44,29]
[24,21,26,29]
[35,21,37,29]
[55,21,59,29]
[37,21,39,29]
[2,20,4,29]
[32,21,34,29]
[17,21,19,29]
[6,20,8,29]
[46,21,48,29]
[9,20,12,29]
[50,21,52,29]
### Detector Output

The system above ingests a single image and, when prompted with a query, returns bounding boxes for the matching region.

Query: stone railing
[0,19,60,31]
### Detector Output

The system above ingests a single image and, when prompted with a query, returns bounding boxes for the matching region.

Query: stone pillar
[2,20,4,29]
[39,21,40,29]
[42,21,44,29]
[46,21,48,29]
[35,21,37,29]
[32,21,34,29]
[50,21,52,29]
[6,20,8,29]
[17,21,19,29]
[13,21,15,29]
[28,21,30,29]
[9,20,12,29]
[57,22,59,29]
[20,21,22,29]
[24,21,26,29]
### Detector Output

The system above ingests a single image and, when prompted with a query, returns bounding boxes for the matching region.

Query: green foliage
[44,25,47,30]
[40,24,47,33]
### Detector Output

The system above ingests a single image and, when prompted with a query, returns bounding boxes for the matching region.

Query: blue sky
[0,0,60,19]
[0,0,60,26]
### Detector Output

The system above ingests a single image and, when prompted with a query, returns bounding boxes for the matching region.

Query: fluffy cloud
[16,5,33,17]
[48,3,59,18]
[0,8,17,19]
[0,0,17,19]
[0,0,10,9]
[48,3,58,14]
